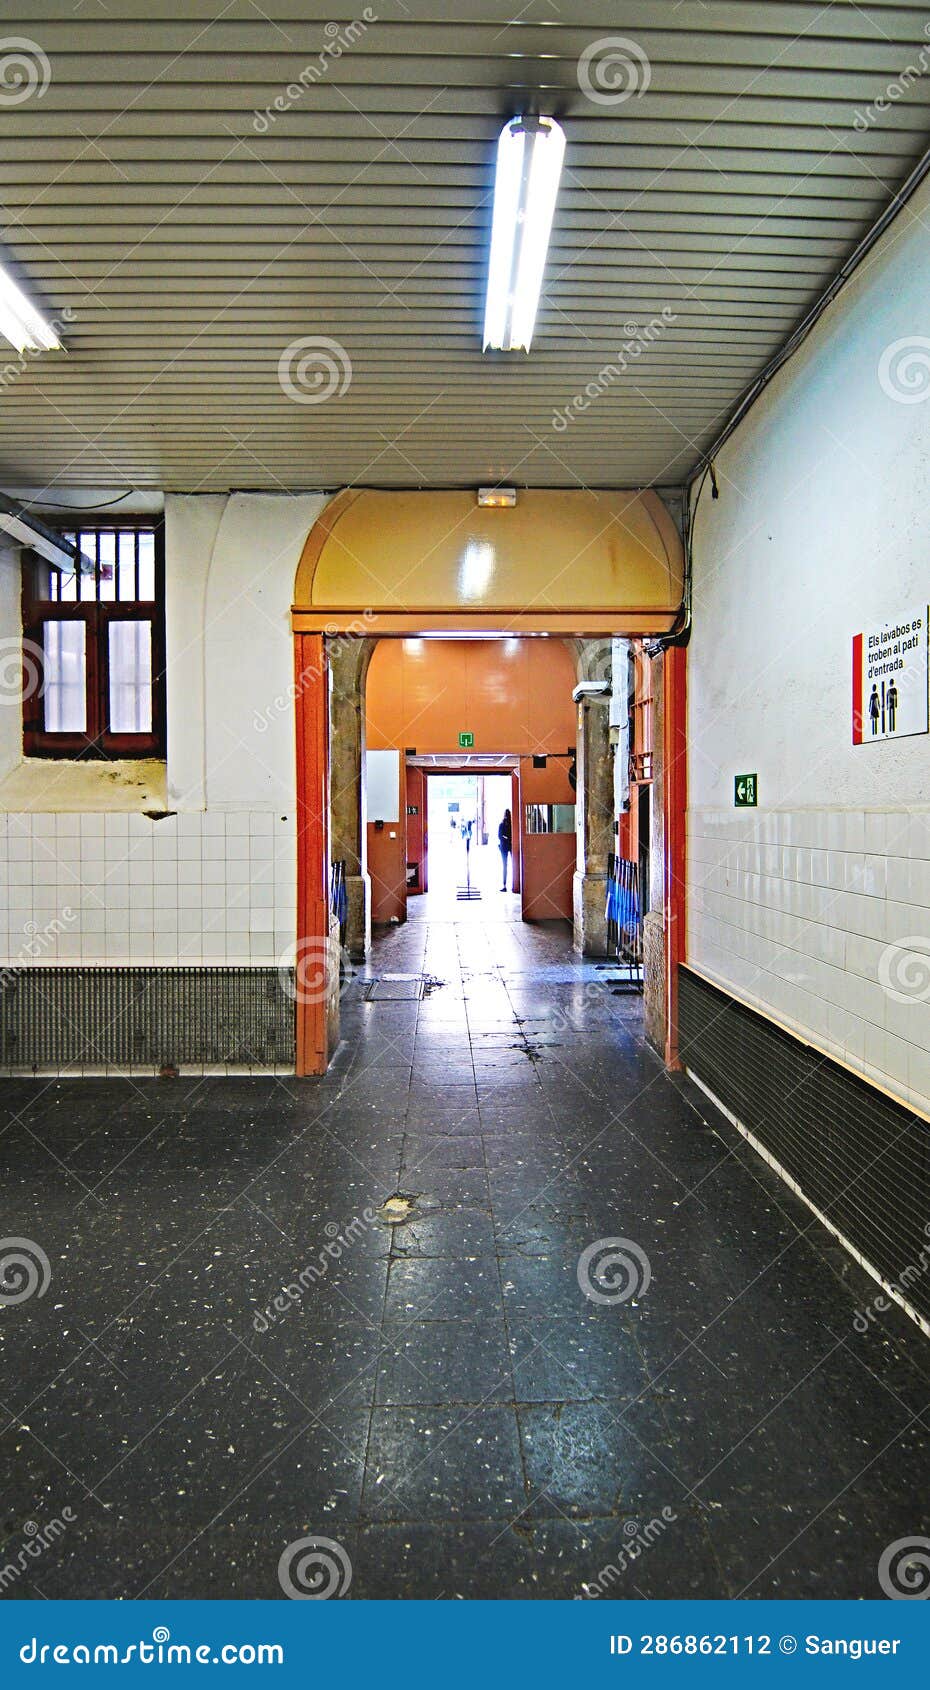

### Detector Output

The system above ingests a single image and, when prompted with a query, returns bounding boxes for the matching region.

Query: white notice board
[852,608,929,744]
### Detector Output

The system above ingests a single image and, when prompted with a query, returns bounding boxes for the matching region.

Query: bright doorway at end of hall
[426,773,515,906]
[364,636,579,929]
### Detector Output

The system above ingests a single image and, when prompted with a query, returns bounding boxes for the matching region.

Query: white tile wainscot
[687,806,930,1117]
[0,809,297,970]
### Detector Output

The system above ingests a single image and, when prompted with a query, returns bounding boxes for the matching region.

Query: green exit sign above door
[458,731,475,749]
[734,773,758,807]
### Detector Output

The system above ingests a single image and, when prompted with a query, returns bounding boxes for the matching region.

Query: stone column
[327,635,374,961]
[572,642,615,956]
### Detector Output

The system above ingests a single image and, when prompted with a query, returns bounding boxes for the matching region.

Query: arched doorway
[291,488,686,1076]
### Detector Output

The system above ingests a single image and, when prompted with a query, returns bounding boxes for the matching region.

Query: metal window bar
[605,852,643,992]
[58,528,154,604]
[330,859,348,946]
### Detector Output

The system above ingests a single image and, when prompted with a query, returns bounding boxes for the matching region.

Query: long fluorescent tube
[0,262,61,354]
[483,115,565,352]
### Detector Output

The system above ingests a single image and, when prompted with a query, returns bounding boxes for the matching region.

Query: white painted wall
[0,491,332,987]
[163,492,225,809]
[164,490,328,811]
[688,172,930,1117]
[202,492,328,810]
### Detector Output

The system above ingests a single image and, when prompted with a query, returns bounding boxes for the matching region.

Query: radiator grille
[0,967,295,1069]
[679,966,930,1327]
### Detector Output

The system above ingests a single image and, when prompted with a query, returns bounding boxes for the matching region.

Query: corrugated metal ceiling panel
[1,1,929,491]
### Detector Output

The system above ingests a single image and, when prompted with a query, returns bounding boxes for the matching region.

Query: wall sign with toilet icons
[852,607,929,744]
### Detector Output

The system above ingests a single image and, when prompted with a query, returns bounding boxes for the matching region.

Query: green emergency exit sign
[458,731,474,749]
[734,773,758,807]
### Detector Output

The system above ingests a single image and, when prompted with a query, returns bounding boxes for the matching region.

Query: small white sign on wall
[852,608,929,744]
[365,748,400,822]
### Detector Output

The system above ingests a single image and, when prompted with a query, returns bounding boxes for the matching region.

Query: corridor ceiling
[3,1,930,494]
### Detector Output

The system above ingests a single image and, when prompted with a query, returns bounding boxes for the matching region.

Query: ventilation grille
[0,967,295,1069]
[679,966,930,1326]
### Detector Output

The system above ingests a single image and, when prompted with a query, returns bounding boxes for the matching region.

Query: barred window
[22,522,165,758]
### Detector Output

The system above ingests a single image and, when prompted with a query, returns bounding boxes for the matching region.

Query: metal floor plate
[364,976,425,1001]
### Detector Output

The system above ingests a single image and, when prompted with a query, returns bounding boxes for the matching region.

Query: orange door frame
[663,644,688,1070]
[294,633,330,1076]
[510,769,521,895]
[294,633,687,1077]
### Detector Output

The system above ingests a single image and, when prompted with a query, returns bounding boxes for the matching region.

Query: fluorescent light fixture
[0,262,61,354]
[0,512,74,570]
[477,486,516,507]
[483,115,565,352]
[0,494,82,572]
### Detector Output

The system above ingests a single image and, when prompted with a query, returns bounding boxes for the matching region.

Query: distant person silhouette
[498,808,513,891]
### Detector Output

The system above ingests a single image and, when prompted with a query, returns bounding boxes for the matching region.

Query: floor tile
[375,1318,512,1405]
[3,904,927,1599]
[362,1405,525,1521]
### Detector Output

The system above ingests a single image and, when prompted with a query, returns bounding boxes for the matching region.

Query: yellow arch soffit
[291,488,683,636]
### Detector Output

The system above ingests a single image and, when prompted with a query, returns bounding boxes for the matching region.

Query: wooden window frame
[21,520,166,760]
[629,642,654,785]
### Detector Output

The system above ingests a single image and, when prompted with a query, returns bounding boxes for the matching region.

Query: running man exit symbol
[734,773,757,807]
[458,731,474,748]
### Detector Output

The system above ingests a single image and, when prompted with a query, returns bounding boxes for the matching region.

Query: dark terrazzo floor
[1,895,929,1600]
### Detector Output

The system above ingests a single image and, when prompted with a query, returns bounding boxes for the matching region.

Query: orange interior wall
[366,638,576,754]
[619,805,635,859]
[510,769,522,894]
[367,758,407,924]
[519,753,576,922]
